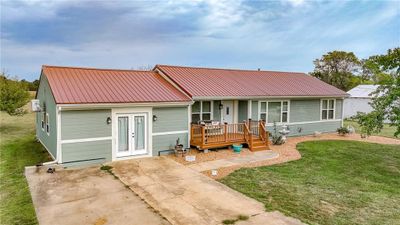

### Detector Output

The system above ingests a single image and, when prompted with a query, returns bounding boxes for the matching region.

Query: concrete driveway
[26,165,169,225]
[111,157,304,225]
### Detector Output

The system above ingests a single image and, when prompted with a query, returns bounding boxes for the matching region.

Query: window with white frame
[41,103,46,130]
[259,101,289,123]
[46,113,50,134]
[41,112,45,130]
[191,101,212,123]
[321,99,335,120]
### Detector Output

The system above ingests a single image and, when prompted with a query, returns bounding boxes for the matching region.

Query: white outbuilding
[344,85,379,118]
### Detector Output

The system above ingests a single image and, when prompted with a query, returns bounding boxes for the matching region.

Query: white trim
[210,100,214,120]
[41,111,45,131]
[320,99,336,121]
[191,100,213,122]
[187,104,191,148]
[248,100,252,120]
[152,130,189,136]
[221,100,234,124]
[115,113,148,157]
[287,100,291,123]
[56,106,62,163]
[276,119,342,126]
[112,154,152,161]
[111,107,153,161]
[59,101,191,110]
[46,113,50,135]
[61,136,112,144]
[258,100,290,123]
[233,100,239,123]
[192,95,348,101]
[220,101,223,122]
[341,99,344,127]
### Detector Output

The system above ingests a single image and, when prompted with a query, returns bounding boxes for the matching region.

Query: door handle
[132,133,135,138]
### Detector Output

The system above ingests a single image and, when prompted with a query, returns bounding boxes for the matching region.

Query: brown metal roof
[156,65,348,98]
[42,65,191,104]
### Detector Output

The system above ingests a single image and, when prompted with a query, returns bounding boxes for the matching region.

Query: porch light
[106,117,112,124]
[219,103,223,110]
[153,115,157,122]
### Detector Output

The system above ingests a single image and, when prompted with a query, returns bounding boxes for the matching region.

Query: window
[268,102,281,123]
[282,101,288,123]
[46,113,50,134]
[321,99,335,120]
[41,112,45,130]
[260,102,267,121]
[41,103,46,130]
[191,101,212,123]
[259,101,289,123]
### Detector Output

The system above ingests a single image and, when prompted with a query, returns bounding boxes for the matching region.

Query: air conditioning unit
[31,99,42,112]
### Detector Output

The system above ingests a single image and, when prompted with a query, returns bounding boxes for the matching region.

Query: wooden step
[252,141,266,147]
[250,145,269,151]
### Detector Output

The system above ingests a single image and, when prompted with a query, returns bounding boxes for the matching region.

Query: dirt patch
[167,147,254,165]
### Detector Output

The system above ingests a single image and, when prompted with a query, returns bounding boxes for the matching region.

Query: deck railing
[190,120,270,150]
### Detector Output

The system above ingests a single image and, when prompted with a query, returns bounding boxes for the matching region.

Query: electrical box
[31,99,41,112]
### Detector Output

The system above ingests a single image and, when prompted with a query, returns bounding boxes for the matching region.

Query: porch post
[248,100,252,120]
[201,125,206,145]
[224,122,228,142]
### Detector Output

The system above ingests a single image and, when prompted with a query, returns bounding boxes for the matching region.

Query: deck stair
[249,138,269,151]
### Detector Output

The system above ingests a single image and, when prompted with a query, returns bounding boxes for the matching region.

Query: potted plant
[337,127,350,136]
[232,144,242,153]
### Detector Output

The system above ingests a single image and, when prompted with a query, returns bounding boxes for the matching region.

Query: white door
[117,113,147,157]
[221,100,234,124]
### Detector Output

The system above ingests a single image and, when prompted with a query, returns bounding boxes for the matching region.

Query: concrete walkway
[26,166,169,225]
[187,150,279,172]
[111,157,304,225]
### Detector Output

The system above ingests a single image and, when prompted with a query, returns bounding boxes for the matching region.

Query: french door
[117,113,147,157]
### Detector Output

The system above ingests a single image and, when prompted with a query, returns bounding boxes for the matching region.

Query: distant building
[344,85,379,119]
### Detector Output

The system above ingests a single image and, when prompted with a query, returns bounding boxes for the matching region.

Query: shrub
[337,127,350,135]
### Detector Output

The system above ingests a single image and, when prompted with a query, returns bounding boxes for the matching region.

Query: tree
[356,48,400,137]
[31,79,40,91]
[310,51,361,91]
[0,74,30,115]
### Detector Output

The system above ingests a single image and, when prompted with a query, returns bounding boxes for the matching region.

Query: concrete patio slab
[111,157,304,225]
[25,165,169,225]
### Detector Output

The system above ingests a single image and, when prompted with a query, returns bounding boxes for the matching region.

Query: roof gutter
[57,101,194,110]
[192,95,349,101]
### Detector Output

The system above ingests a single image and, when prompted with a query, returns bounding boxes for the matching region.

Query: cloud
[286,0,306,7]
[1,0,398,80]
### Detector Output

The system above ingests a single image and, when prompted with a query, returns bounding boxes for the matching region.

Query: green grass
[344,119,399,139]
[0,111,51,225]
[220,140,400,225]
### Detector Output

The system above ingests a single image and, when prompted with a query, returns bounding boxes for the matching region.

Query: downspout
[341,97,345,127]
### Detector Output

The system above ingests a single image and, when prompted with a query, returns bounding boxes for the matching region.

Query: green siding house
[35,65,348,166]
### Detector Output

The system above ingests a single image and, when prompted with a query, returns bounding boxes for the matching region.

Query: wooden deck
[190,120,270,151]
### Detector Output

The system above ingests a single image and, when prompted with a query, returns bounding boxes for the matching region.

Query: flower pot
[232,144,242,153]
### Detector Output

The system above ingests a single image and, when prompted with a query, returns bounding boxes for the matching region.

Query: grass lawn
[0,111,51,225]
[220,141,400,225]
[344,120,398,139]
